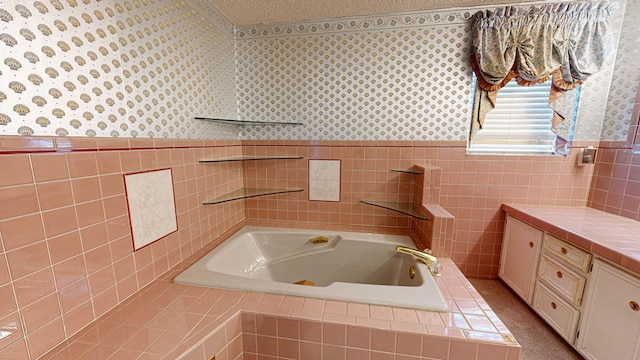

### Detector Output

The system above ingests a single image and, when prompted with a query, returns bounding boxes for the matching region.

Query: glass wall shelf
[199,156,303,163]
[195,117,303,126]
[360,200,428,220]
[203,187,304,205]
[390,169,423,175]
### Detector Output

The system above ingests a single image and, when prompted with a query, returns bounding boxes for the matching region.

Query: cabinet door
[576,259,640,360]
[499,215,543,304]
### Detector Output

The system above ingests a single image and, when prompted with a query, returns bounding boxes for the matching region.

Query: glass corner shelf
[199,156,303,163]
[203,187,304,205]
[390,169,423,175]
[360,200,428,220]
[195,117,303,126]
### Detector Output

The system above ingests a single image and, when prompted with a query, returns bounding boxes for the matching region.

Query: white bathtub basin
[174,226,449,311]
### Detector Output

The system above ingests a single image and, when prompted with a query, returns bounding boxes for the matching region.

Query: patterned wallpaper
[235,2,629,141]
[601,0,640,142]
[0,0,636,141]
[0,0,238,139]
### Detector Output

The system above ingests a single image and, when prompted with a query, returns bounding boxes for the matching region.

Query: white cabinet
[537,255,586,306]
[500,214,640,360]
[532,282,581,341]
[532,248,588,342]
[576,259,640,360]
[542,234,592,273]
[499,215,543,304]
[531,233,591,343]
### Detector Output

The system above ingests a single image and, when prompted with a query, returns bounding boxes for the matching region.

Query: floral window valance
[469,0,617,155]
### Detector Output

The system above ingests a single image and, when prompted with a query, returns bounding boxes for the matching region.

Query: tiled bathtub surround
[0,136,245,358]
[37,245,521,360]
[409,165,455,255]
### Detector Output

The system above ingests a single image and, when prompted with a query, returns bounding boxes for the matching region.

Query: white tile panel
[124,169,177,250]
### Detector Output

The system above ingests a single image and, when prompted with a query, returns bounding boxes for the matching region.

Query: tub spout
[395,246,442,276]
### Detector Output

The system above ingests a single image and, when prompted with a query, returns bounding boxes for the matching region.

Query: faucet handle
[423,249,443,275]
[430,261,442,276]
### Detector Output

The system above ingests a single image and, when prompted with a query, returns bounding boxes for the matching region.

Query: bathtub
[174,226,449,311]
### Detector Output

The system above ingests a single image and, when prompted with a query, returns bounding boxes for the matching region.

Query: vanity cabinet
[499,215,543,304]
[499,213,640,360]
[575,259,640,360]
[532,234,590,342]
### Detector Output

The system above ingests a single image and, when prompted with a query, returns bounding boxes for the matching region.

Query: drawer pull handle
[551,302,557,310]
[529,241,534,248]
[631,301,640,312]
[560,247,568,255]
[556,271,563,279]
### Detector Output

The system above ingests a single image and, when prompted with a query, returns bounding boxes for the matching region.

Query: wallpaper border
[234,1,573,40]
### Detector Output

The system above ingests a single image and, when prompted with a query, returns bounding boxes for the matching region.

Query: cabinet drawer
[533,283,580,342]
[538,255,586,306]
[543,234,591,272]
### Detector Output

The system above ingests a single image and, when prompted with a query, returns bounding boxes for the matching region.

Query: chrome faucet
[395,246,442,276]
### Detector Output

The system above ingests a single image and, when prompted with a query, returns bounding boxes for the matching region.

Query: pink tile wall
[0,136,597,358]
[241,140,595,279]
[409,165,455,256]
[588,121,640,221]
[588,147,640,221]
[0,136,245,359]
[242,141,414,228]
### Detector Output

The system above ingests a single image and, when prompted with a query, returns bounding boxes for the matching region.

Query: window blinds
[468,78,555,155]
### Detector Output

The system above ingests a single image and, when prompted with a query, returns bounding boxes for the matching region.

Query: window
[467,76,580,156]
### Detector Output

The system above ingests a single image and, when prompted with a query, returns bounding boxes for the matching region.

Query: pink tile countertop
[34,225,521,360]
[502,204,640,275]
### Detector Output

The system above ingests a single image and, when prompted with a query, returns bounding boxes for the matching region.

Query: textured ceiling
[206,0,541,25]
